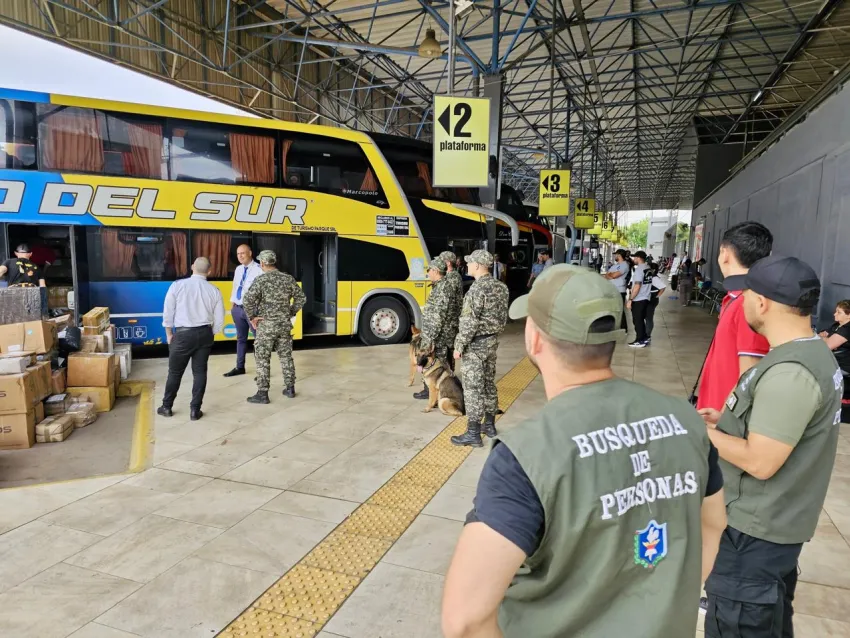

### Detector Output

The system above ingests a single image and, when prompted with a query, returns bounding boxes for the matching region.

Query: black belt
[174,325,212,332]
[471,333,497,343]
[9,283,37,288]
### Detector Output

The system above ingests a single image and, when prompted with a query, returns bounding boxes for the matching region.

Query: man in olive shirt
[699,255,841,638]
[442,265,727,638]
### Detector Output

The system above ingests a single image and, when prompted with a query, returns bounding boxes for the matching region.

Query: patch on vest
[726,392,738,411]
[634,519,668,569]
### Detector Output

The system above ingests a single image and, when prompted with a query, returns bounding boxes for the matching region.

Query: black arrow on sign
[438,105,451,136]
[542,176,549,191]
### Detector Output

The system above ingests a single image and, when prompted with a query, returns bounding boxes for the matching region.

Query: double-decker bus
[0,89,519,346]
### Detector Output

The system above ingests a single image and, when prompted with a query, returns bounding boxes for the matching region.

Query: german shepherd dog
[408,327,499,418]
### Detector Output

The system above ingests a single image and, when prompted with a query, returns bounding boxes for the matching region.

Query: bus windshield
[372,137,480,206]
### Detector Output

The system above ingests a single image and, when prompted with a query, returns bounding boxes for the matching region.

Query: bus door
[4,223,86,323]
[255,232,337,337]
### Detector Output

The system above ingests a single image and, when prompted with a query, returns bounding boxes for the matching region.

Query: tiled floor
[1,299,849,637]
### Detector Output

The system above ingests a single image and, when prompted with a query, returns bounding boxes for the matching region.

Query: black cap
[743,254,820,307]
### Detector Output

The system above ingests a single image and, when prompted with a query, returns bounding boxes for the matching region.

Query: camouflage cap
[258,250,277,265]
[509,264,625,345]
[428,257,447,274]
[439,251,458,264]
[464,249,494,268]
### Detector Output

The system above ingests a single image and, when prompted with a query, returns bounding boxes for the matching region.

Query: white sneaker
[628,341,647,348]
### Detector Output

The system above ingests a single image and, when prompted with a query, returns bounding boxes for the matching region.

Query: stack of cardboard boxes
[0,306,132,451]
[0,321,57,449]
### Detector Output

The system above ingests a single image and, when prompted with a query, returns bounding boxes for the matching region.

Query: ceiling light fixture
[418,28,442,58]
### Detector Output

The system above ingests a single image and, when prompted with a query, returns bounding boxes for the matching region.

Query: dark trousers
[231,304,254,369]
[671,274,679,291]
[619,292,628,331]
[631,299,650,342]
[705,527,802,638]
[646,296,660,337]
[162,326,214,410]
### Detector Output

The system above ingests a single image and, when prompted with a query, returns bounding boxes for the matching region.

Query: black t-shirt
[827,322,850,373]
[1,258,40,286]
[466,440,724,557]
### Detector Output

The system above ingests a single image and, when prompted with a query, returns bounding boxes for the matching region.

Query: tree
[623,219,649,248]
[676,222,690,245]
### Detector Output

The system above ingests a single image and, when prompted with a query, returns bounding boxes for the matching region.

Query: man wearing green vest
[698,255,841,637]
[442,264,727,638]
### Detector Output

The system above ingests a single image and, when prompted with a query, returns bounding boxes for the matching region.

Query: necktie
[236,267,248,301]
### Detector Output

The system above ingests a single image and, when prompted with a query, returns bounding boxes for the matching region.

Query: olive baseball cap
[509,264,625,344]
[465,249,494,268]
[258,250,277,265]
[428,257,447,274]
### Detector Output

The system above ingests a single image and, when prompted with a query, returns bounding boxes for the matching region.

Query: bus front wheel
[358,296,410,346]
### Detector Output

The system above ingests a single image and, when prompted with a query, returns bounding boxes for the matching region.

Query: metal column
[480,73,505,251]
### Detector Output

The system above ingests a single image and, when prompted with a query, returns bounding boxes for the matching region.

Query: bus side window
[338,237,409,281]
[282,135,386,207]
[87,227,189,281]
[1,100,37,170]
[190,231,251,281]
[171,121,277,186]
[37,105,105,174]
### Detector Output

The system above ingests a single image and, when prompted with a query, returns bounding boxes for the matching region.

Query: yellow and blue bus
[0,88,520,346]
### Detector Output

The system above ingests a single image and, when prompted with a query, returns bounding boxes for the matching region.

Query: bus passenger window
[88,228,189,281]
[171,122,276,186]
[191,231,246,280]
[37,105,105,174]
[282,135,386,206]
[338,237,409,281]
[1,100,37,170]
[101,113,167,179]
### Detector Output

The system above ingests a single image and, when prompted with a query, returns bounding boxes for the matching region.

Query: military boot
[451,421,483,447]
[283,385,296,399]
[413,382,429,400]
[482,414,497,438]
[247,391,270,404]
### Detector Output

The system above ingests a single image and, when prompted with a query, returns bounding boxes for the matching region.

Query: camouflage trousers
[253,319,295,390]
[460,340,499,424]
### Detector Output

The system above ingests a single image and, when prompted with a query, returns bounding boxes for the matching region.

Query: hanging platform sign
[432,95,491,187]
[538,169,571,216]
[588,211,603,235]
[600,213,613,240]
[573,198,596,229]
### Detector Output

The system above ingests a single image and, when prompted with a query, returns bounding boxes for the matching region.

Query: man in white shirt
[605,249,631,330]
[224,244,263,377]
[626,250,653,348]
[158,257,225,421]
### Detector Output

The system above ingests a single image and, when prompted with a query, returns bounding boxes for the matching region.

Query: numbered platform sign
[433,95,491,187]
[538,169,571,216]
[573,198,596,229]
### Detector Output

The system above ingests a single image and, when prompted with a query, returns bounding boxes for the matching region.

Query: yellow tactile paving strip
[218,356,539,637]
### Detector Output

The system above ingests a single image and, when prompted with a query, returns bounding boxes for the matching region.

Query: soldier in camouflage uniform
[452,249,509,447]
[243,250,306,404]
[414,257,456,399]
[439,250,463,371]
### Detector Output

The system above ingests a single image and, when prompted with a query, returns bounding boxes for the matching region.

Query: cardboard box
[67,353,114,387]
[0,356,29,375]
[0,410,36,449]
[82,307,110,331]
[0,351,37,366]
[36,414,75,443]
[34,401,44,423]
[51,368,66,394]
[66,402,97,427]
[66,385,115,413]
[0,321,57,355]
[45,393,73,416]
[27,361,52,400]
[80,334,108,353]
[0,372,39,415]
[114,344,132,379]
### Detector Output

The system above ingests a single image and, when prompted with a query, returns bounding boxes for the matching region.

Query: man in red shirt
[697,222,773,411]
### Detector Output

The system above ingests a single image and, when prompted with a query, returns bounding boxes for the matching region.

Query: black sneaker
[699,597,708,616]
[644,338,652,346]
[628,341,647,348]
[156,406,173,417]
[223,368,245,377]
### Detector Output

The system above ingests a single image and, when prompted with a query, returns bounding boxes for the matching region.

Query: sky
[0,26,694,226]
[0,25,252,117]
